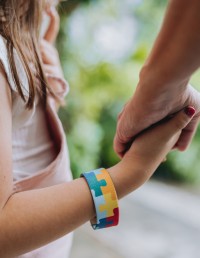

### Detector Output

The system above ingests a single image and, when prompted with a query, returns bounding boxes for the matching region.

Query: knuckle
[113,135,124,155]
[116,129,127,144]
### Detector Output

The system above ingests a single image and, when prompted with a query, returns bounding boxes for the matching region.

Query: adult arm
[114,0,200,157]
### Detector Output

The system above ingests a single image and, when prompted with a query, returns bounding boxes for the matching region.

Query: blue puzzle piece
[85,171,106,197]
[93,217,113,230]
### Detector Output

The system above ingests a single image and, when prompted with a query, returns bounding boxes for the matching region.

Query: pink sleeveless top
[0,35,73,257]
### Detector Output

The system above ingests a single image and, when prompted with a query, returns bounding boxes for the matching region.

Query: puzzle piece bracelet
[81,168,119,230]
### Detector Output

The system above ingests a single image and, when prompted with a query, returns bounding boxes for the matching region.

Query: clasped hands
[113,75,200,187]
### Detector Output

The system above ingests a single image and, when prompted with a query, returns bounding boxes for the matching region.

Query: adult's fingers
[44,6,60,44]
[124,106,196,170]
[114,103,135,158]
[113,134,131,159]
[174,116,200,151]
[174,87,200,151]
[160,106,196,143]
[113,102,133,158]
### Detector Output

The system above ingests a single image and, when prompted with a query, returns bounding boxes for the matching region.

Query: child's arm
[0,65,195,257]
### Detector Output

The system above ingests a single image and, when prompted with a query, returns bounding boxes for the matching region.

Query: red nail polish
[184,106,196,117]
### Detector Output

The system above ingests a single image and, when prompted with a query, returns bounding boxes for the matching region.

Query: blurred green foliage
[57,0,200,183]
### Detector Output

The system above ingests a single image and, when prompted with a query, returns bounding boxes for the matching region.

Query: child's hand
[40,6,69,109]
[40,7,64,90]
[111,106,196,198]
[40,6,62,75]
[43,6,60,45]
[40,38,63,79]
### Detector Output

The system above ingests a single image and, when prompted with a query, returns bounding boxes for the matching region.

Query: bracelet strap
[81,168,119,230]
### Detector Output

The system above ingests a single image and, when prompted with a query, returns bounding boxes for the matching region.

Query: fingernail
[184,106,196,117]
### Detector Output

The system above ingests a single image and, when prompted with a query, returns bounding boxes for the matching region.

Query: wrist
[81,168,119,229]
[107,159,145,199]
[139,64,189,91]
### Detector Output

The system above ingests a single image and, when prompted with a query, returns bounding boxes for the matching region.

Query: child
[0,1,195,257]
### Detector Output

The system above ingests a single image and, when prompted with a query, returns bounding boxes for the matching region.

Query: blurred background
[56,0,200,257]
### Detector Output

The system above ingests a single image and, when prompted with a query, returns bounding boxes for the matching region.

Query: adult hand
[114,0,200,158]
[114,82,200,158]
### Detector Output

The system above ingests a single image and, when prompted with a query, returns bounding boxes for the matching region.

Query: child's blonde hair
[0,0,56,108]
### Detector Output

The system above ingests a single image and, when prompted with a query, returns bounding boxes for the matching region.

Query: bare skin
[114,0,200,158]
[0,60,195,256]
[0,1,197,256]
